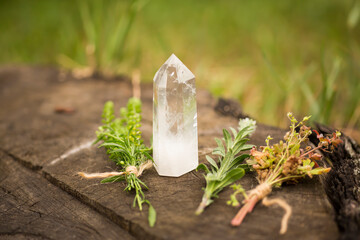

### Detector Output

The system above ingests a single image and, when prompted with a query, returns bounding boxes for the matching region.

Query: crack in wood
[42,170,159,239]
[0,150,137,239]
[0,148,42,171]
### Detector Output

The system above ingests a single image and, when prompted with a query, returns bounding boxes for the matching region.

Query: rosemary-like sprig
[94,98,156,227]
[195,118,256,215]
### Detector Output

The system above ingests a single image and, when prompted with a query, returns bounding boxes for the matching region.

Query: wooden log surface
[0,152,134,240]
[0,66,341,239]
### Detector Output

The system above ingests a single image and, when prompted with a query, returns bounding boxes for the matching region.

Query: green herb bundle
[229,113,342,234]
[195,118,256,215]
[93,98,156,227]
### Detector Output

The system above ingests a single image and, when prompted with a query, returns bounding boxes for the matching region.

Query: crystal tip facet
[163,54,195,82]
[164,53,179,65]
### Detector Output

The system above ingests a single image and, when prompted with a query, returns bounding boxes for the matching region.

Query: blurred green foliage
[0,0,359,129]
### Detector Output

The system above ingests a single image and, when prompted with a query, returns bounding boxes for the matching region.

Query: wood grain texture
[0,66,340,239]
[0,152,134,240]
[309,125,360,240]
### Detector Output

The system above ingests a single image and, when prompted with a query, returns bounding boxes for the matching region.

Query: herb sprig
[94,98,156,227]
[195,118,256,215]
[229,113,342,234]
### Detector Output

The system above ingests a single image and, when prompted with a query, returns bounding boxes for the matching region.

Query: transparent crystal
[153,54,198,177]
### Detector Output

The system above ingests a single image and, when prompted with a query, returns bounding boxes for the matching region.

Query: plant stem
[271,175,305,185]
[231,195,259,226]
[195,199,206,215]
[299,145,322,159]
[195,196,209,215]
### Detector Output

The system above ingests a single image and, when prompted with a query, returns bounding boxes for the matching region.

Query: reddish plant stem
[299,145,322,159]
[231,195,259,226]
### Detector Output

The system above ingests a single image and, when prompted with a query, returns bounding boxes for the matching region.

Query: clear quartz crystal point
[153,54,198,177]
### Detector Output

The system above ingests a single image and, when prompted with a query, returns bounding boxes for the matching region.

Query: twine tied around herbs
[248,182,272,200]
[249,183,292,235]
[78,160,153,179]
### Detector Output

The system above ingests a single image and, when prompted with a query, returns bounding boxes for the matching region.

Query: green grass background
[0,0,359,130]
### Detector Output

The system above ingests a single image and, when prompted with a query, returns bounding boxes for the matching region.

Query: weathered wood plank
[0,151,134,240]
[0,66,132,168]
[42,125,338,240]
[0,66,339,239]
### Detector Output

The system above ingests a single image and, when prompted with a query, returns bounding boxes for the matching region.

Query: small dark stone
[215,98,249,119]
